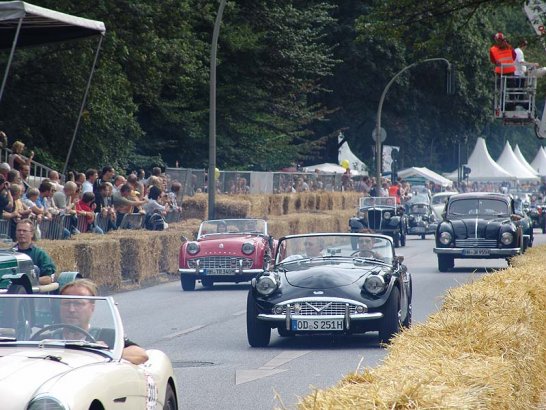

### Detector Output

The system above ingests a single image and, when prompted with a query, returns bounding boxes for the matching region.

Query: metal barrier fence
[165,168,348,195]
[0,147,56,187]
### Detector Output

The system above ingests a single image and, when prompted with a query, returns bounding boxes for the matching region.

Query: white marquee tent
[513,144,538,176]
[337,133,367,173]
[531,146,546,176]
[445,137,513,181]
[398,167,453,187]
[302,162,361,175]
[496,142,539,181]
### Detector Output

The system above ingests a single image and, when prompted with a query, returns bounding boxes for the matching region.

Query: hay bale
[107,230,156,283]
[156,230,183,274]
[74,239,121,289]
[181,194,207,220]
[216,197,250,218]
[242,194,270,217]
[268,194,284,216]
[38,239,78,273]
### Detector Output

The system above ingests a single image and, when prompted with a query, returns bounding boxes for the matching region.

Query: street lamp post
[375,58,452,186]
[208,0,227,220]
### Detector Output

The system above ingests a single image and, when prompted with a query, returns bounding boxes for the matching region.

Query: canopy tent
[513,144,539,176]
[531,146,546,176]
[496,141,539,181]
[302,162,361,175]
[445,137,513,181]
[337,132,367,173]
[0,1,106,176]
[398,166,453,188]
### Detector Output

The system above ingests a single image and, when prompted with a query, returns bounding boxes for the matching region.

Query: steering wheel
[30,323,96,342]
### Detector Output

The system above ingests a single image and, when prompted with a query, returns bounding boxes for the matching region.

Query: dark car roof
[448,192,511,202]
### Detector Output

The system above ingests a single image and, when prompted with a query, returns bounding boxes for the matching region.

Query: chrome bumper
[179,268,262,275]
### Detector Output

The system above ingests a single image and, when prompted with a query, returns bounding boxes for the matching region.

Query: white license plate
[462,249,490,256]
[206,268,234,275]
[291,319,344,331]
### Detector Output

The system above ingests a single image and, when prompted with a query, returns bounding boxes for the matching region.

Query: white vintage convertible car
[0,294,178,410]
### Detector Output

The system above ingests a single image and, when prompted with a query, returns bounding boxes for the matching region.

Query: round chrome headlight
[439,231,452,245]
[273,305,283,314]
[363,275,386,295]
[501,232,513,245]
[28,396,67,410]
[187,242,200,255]
[383,212,392,220]
[242,242,255,255]
[256,275,277,296]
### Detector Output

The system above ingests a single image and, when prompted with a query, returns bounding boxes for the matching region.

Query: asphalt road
[112,231,546,410]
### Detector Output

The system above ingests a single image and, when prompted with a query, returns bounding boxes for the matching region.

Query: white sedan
[431,191,458,220]
[0,294,178,409]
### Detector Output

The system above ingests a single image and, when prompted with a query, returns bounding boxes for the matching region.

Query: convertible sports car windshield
[448,198,510,217]
[276,234,393,266]
[198,219,267,238]
[359,197,396,208]
[0,295,122,356]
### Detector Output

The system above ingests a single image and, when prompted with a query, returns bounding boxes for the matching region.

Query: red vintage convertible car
[179,219,276,291]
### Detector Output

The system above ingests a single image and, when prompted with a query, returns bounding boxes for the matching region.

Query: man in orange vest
[490,32,516,110]
[388,180,401,204]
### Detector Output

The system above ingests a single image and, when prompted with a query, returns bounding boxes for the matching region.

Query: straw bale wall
[298,246,546,410]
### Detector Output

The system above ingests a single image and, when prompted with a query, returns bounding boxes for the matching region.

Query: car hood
[283,265,373,289]
[197,235,262,252]
[448,216,509,237]
[0,348,103,402]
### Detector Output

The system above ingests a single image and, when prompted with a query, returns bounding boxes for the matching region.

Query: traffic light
[463,165,471,180]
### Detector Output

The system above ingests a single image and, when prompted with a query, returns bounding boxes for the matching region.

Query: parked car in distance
[431,191,458,220]
[0,294,178,410]
[433,192,523,272]
[0,247,81,295]
[349,197,407,247]
[179,218,276,291]
[246,232,412,347]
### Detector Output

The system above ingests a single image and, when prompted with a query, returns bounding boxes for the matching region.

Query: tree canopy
[0,0,544,175]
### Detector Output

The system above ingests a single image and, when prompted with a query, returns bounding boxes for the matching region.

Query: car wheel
[400,229,406,247]
[246,291,271,347]
[542,219,546,234]
[402,302,412,328]
[379,286,401,343]
[437,255,454,272]
[180,276,196,291]
[7,284,28,295]
[164,383,178,410]
[529,230,534,248]
[201,278,214,288]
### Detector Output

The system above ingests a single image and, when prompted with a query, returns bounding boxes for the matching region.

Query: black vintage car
[433,192,524,272]
[526,200,546,233]
[349,197,408,247]
[405,197,438,239]
[246,233,412,347]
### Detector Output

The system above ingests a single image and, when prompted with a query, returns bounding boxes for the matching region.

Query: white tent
[338,133,367,173]
[302,162,361,175]
[496,141,539,181]
[398,167,453,187]
[513,144,539,176]
[531,146,546,176]
[445,137,513,181]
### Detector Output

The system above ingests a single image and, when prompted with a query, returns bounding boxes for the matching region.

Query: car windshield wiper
[354,256,387,264]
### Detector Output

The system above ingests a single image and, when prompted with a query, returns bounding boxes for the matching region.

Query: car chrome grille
[367,210,382,230]
[187,256,253,269]
[455,238,497,248]
[275,301,359,316]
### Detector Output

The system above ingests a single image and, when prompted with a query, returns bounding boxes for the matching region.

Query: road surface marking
[235,350,310,385]
[161,325,206,341]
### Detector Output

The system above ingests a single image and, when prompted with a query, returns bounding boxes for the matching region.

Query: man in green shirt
[13,219,56,285]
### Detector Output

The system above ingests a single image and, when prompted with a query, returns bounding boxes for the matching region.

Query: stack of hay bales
[298,246,546,410]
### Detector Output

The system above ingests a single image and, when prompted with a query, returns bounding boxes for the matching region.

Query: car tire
[379,286,401,343]
[201,278,214,288]
[437,255,454,272]
[246,291,271,347]
[164,383,178,410]
[400,229,406,247]
[402,302,412,328]
[180,276,196,291]
[7,284,28,295]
